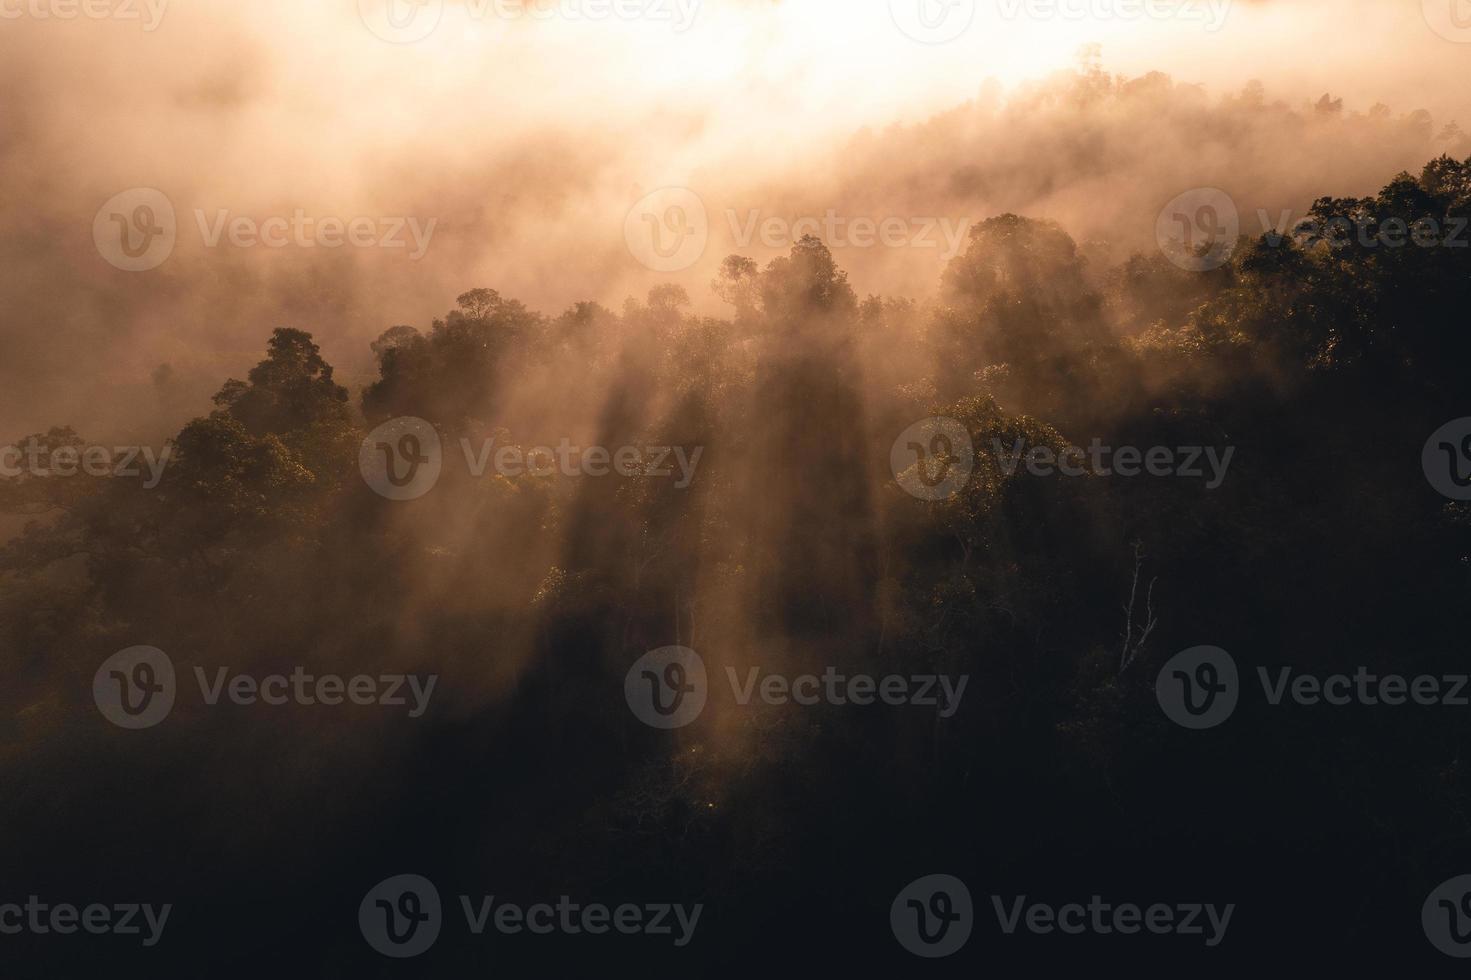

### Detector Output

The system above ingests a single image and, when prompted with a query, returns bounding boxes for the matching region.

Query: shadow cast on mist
[3,137,1471,968]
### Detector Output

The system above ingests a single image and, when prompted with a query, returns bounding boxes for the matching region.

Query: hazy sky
[3,0,1469,438]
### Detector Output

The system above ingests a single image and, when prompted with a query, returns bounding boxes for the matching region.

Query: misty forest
[4,44,1471,972]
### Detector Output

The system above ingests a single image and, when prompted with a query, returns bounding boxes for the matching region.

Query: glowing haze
[1,0,1469,437]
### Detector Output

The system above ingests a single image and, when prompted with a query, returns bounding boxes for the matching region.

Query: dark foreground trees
[2,157,1470,970]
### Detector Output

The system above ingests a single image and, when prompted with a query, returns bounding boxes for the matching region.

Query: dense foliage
[3,157,1470,971]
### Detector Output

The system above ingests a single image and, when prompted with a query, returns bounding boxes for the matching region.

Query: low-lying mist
[1,0,1467,442]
